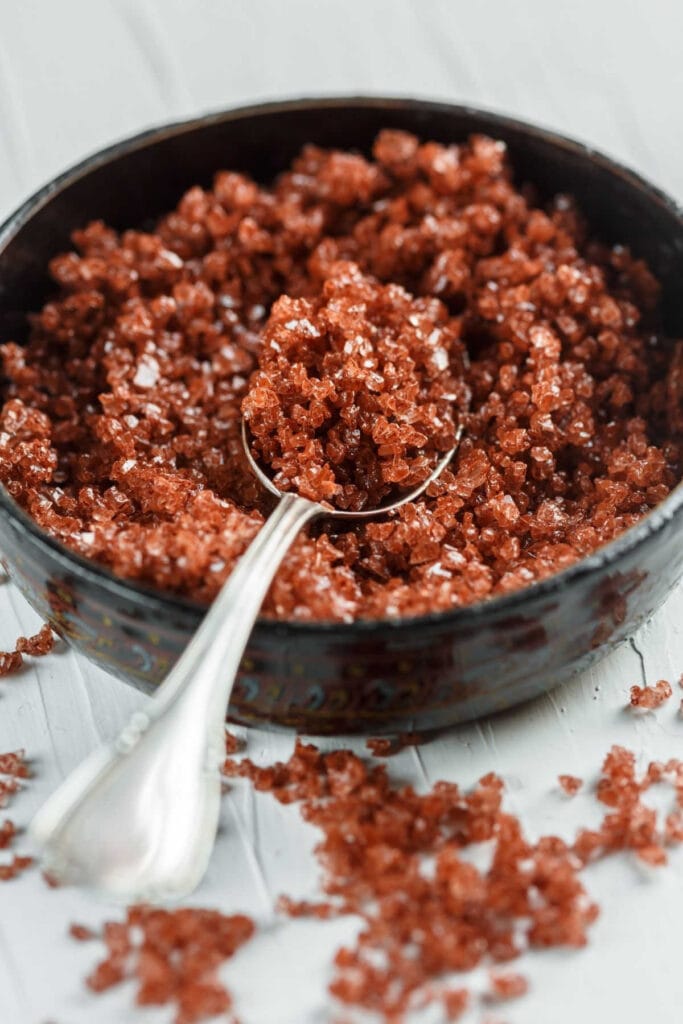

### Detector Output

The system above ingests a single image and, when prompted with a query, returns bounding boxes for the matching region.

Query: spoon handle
[30,491,320,899]
[154,491,321,731]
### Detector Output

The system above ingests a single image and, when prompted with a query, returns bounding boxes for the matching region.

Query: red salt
[52,712,683,1022]
[276,895,337,919]
[0,854,33,881]
[441,987,470,1019]
[0,625,55,678]
[0,779,19,807]
[0,651,23,677]
[0,819,17,849]
[78,905,254,1024]
[0,750,29,778]
[665,811,683,843]
[487,971,529,1001]
[366,732,422,757]
[573,745,683,867]
[15,624,55,656]
[636,844,668,867]
[226,739,598,1020]
[86,958,126,993]
[629,679,672,709]
[0,748,33,881]
[224,729,244,755]
[558,774,583,796]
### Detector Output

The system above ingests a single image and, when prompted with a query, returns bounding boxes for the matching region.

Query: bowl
[0,96,682,734]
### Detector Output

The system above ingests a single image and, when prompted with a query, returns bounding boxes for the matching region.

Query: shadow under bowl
[0,96,682,734]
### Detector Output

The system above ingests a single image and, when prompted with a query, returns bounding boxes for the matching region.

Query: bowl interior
[2,97,683,344]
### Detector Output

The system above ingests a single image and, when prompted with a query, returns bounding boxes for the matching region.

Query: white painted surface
[0,1,682,1021]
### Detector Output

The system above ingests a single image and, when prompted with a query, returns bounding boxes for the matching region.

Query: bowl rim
[0,93,682,637]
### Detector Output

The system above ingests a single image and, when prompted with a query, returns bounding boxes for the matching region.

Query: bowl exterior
[0,97,682,734]
[1,493,681,735]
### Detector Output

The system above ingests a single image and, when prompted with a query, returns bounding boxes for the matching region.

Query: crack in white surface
[411,741,431,788]
[629,636,648,687]
[225,789,274,912]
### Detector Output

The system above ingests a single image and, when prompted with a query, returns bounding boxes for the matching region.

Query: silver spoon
[29,423,461,901]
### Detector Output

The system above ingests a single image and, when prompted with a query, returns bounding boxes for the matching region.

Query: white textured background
[0,2,682,1022]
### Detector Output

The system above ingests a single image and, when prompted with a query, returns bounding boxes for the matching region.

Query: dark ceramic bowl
[0,97,682,734]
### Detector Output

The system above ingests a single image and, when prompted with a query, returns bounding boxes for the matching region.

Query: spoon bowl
[241,420,460,516]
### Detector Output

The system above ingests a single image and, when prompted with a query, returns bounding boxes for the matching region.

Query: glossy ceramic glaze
[0,97,682,734]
